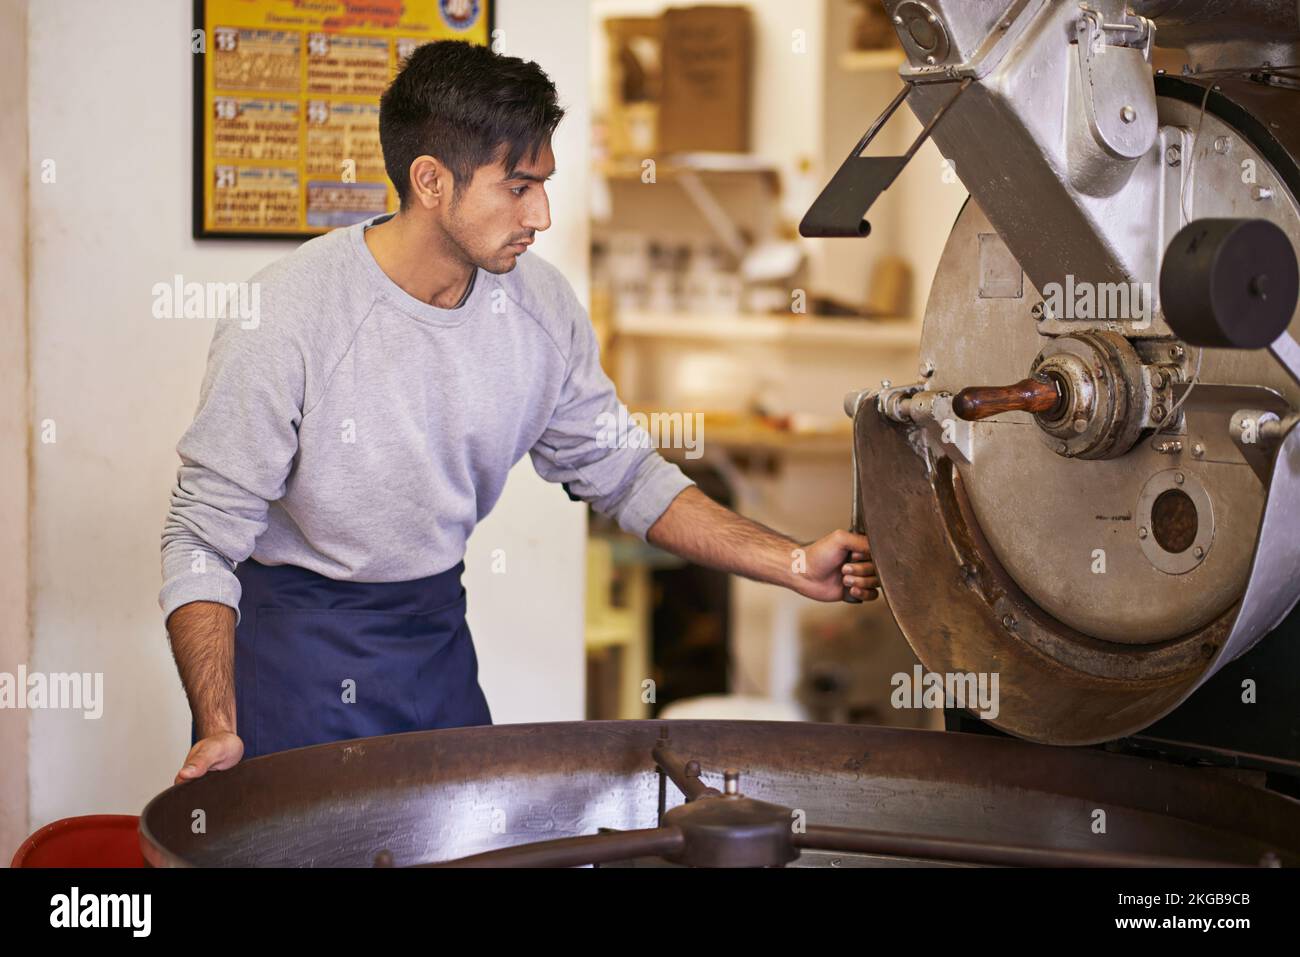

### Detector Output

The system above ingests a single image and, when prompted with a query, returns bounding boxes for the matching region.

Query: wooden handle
[952,376,1060,421]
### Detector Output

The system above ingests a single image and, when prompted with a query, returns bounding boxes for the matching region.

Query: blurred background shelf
[613,310,921,349]
[839,48,906,72]
[597,151,781,187]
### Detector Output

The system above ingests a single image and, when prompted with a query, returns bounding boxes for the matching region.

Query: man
[161,40,877,785]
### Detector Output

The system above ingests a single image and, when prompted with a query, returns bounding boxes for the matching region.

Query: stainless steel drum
[140,721,1300,867]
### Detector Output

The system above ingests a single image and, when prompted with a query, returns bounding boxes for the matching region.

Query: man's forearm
[165,600,237,738]
[646,486,800,589]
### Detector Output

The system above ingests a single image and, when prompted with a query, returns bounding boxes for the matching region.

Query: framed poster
[193,0,494,239]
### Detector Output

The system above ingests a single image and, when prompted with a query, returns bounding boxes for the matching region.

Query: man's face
[441,140,555,274]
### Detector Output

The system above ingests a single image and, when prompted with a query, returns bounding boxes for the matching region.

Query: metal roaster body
[809,0,1300,745]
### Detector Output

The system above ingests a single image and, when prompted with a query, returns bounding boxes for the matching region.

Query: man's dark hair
[380,40,565,208]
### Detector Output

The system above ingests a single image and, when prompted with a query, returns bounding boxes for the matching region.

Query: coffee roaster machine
[142,0,1300,867]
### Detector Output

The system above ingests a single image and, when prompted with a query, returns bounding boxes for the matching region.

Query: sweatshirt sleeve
[527,291,695,541]
[159,318,306,624]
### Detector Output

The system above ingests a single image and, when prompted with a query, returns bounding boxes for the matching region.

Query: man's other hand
[174,731,244,785]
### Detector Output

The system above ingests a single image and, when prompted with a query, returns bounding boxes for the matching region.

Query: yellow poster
[197,0,492,238]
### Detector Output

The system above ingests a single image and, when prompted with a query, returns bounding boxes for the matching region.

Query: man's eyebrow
[503,168,556,183]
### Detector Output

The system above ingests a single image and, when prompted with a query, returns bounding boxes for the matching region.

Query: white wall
[24,0,589,832]
[0,0,30,863]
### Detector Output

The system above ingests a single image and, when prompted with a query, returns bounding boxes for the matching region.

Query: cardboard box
[605,17,662,159]
[659,6,751,154]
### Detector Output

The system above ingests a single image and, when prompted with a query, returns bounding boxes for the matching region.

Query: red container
[11,815,145,868]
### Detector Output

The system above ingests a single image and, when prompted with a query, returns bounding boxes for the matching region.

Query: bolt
[1192,442,1205,458]
[1194,546,1204,558]
[925,55,936,64]
[724,768,740,795]
[1073,417,1088,433]
[1152,405,1166,421]
[1252,185,1274,201]
[1152,370,1167,388]
[1175,472,1185,484]
[1031,301,1046,321]
[1213,135,1231,153]
[1001,614,1016,630]
[1169,344,1185,360]
[881,379,892,389]
[1120,105,1136,123]
[1059,442,1070,454]
[927,12,939,23]
[920,358,935,378]
[893,14,903,25]
[1165,144,1182,167]
[1000,18,1012,29]
[1138,526,1149,539]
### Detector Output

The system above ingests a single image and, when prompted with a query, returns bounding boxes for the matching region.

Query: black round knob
[1159,218,1298,349]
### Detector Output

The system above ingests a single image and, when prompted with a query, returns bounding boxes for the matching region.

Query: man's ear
[408,155,453,210]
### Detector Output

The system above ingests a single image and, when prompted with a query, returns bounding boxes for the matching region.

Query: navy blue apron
[193,558,492,759]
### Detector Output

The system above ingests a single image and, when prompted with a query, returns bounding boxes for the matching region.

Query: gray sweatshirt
[160,216,694,622]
